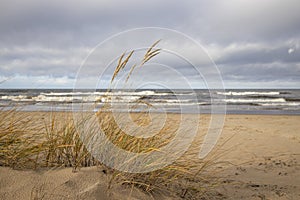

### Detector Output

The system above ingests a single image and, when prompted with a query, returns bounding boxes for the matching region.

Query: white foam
[33,95,74,102]
[40,90,167,97]
[259,102,300,106]
[217,91,280,96]
[224,98,286,103]
[1,95,32,101]
[112,90,171,96]
[41,92,106,96]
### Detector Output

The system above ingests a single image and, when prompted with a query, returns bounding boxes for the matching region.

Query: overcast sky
[0,0,299,89]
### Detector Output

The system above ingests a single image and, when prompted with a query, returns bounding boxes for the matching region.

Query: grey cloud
[1,0,299,46]
[213,42,300,65]
[219,62,300,82]
[0,0,299,88]
[0,46,90,77]
[0,0,190,47]
[189,0,300,44]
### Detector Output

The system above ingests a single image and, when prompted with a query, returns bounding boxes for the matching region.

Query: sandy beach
[2,0,300,199]
[0,112,299,199]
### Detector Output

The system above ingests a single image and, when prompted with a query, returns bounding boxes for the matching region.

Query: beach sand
[0,113,299,199]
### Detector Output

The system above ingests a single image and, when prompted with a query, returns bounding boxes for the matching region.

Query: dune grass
[0,110,97,170]
[0,41,228,199]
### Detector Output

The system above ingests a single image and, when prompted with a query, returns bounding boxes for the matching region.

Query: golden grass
[0,109,98,171]
[0,109,43,168]
[93,40,228,198]
[0,41,229,199]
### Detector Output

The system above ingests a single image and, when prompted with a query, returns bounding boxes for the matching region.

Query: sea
[0,89,299,115]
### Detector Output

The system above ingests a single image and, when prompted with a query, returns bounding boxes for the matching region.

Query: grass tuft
[0,41,228,199]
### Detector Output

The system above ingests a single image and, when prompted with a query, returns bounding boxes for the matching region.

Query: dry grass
[0,110,97,171]
[93,41,227,198]
[94,110,224,199]
[0,108,43,168]
[0,41,228,199]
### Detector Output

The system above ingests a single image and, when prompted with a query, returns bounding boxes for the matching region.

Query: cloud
[0,0,299,88]
[206,41,300,65]
[0,75,75,88]
[0,46,91,77]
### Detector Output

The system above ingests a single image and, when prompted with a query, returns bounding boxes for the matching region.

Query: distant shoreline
[1,109,300,116]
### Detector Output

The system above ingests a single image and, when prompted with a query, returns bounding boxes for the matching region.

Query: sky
[0,0,299,89]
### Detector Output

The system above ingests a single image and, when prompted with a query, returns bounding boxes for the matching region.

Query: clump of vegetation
[0,108,41,168]
[0,41,227,199]
[0,109,97,171]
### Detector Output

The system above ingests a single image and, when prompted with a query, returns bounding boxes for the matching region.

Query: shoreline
[1,109,300,116]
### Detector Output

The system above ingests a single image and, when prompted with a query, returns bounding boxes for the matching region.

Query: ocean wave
[224,98,286,103]
[217,91,280,96]
[1,95,32,101]
[40,92,101,96]
[258,102,300,106]
[40,90,173,96]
